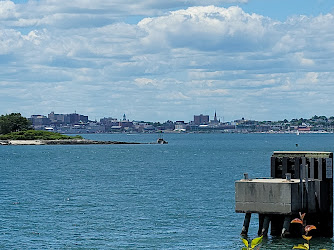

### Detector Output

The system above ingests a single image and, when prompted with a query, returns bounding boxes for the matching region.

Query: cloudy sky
[1,0,334,122]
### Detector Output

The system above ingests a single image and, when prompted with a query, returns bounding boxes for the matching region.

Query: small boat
[157,138,168,144]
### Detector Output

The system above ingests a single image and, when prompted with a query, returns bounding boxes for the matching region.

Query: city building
[210,111,220,124]
[48,111,88,125]
[119,114,133,129]
[100,117,119,132]
[194,114,209,125]
[174,121,186,131]
[29,115,51,129]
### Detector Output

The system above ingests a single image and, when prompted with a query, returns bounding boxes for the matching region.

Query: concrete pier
[235,151,333,237]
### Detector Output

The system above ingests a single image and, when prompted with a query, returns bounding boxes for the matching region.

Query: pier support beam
[241,213,251,236]
[281,216,291,237]
[258,214,264,236]
[261,215,271,236]
[271,215,283,236]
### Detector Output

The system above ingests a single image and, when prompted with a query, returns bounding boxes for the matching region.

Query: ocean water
[1,133,334,249]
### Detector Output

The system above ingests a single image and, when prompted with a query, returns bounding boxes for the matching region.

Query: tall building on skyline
[211,110,220,124]
[193,114,209,125]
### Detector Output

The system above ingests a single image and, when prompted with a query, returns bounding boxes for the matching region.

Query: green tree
[319,115,328,121]
[0,113,31,135]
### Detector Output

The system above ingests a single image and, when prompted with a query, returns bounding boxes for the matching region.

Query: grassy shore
[0,130,83,140]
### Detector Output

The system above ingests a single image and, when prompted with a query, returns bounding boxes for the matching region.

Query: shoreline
[0,139,149,145]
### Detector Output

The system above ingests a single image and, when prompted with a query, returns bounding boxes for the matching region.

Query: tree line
[0,113,31,135]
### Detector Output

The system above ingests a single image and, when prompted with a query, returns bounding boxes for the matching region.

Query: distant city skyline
[27,111,334,124]
[1,1,334,121]
[28,110,334,134]
[25,110,334,124]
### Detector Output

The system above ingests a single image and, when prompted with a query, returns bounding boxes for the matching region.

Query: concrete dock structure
[235,151,333,237]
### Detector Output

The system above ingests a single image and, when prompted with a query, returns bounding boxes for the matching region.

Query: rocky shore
[0,139,147,145]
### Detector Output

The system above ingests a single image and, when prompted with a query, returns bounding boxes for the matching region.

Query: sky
[1,0,334,122]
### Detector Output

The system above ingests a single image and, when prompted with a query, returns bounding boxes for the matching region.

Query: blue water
[1,133,334,249]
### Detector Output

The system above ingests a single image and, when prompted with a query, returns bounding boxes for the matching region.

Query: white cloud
[0,29,23,54]
[157,92,190,101]
[138,6,276,52]
[0,0,16,20]
[2,0,249,29]
[189,89,229,96]
[134,78,158,87]
[294,52,315,66]
[1,2,334,121]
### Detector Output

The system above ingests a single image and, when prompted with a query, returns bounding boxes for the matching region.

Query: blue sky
[242,0,334,21]
[1,0,334,122]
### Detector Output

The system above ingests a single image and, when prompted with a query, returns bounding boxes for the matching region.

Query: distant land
[27,112,334,134]
[0,130,154,145]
